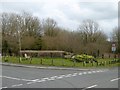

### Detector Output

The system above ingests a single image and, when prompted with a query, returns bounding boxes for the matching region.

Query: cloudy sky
[0,0,119,36]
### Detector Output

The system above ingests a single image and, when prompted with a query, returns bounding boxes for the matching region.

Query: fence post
[92,61,94,66]
[41,59,43,64]
[62,59,64,66]
[29,58,32,64]
[96,62,98,66]
[104,61,106,66]
[83,61,86,66]
[73,60,76,67]
[51,59,54,65]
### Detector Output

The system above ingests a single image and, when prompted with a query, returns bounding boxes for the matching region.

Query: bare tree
[43,18,58,37]
[2,12,43,55]
[78,19,106,44]
[111,27,120,53]
[77,19,107,54]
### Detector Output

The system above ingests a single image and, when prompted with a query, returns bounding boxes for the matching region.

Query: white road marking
[56,76,64,79]
[59,75,66,77]
[2,69,107,87]
[2,76,21,80]
[47,78,55,81]
[11,84,23,87]
[21,79,36,82]
[2,76,35,82]
[50,76,58,79]
[39,79,46,82]
[92,71,96,73]
[65,74,72,77]
[32,79,40,81]
[36,79,47,82]
[42,78,49,80]
[110,78,120,82]
[87,71,92,74]
[27,81,37,85]
[0,87,8,89]
[78,73,82,75]
[96,71,100,72]
[72,73,77,76]
[86,84,98,89]
[83,72,87,74]
[26,79,40,84]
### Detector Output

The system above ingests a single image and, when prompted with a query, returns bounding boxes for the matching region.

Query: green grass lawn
[1,56,120,68]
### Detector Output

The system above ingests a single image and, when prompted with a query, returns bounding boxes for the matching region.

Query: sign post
[112,43,116,59]
[112,43,116,53]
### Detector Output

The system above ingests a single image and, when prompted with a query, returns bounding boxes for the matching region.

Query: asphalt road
[1,65,120,89]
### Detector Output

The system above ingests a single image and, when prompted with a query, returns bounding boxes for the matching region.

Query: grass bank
[1,56,120,68]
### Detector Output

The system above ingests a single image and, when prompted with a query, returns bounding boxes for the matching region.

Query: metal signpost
[112,43,116,60]
[112,43,116,53]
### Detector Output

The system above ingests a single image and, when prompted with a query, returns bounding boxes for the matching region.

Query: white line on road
[59,75,66,77]
[11,84,23,87]
[50,76,58,79]
[87,84,97,88]
[78,73,82,75]
[2,76,35,82]
[96,71,100,72]
[56,76,64,79]
[83,72,87,74]
[65,74,72,77]
[72,73,77,76]
[110,78,120,82]
[47,78,55,81]
[0,87,8,89]
[21,79,36,82]
[2,76,21,80]
[84,84,98,90]
[31,79,40,81]
[26,79,41,84]
[87,71,92,74]
[2,69,107,88]
[92,71,96,73]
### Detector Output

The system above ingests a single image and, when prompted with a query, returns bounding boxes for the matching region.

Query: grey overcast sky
[0,0,119,36]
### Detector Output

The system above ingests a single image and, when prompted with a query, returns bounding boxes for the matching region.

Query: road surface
[1,65,120,89]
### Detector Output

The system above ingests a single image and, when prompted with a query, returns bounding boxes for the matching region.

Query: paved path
[1,65,119,89]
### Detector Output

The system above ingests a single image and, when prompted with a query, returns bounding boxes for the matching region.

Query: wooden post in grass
[29,58,32,64]
[96,62,98,66]
[73,60,76,67]
[83,61,86,66]
[51,59,54,65]
[62,59,64,66]
[109,61,111,64]
[104,61,106,66]
[41,59,43,64]
[92,61,94,66]
[50,53,53,65]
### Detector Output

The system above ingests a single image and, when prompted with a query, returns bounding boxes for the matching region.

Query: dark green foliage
[33,37,42,50]
[2,40,9,55]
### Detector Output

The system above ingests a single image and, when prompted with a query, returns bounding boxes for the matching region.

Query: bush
[72,54,95,62]
[117,59,120,63]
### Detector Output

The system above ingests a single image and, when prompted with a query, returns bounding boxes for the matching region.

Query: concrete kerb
[1,62,93,71]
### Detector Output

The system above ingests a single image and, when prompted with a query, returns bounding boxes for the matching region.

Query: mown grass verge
[1,56,120,68]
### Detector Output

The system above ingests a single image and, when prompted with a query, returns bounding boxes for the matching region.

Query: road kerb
[1,63,93,71]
